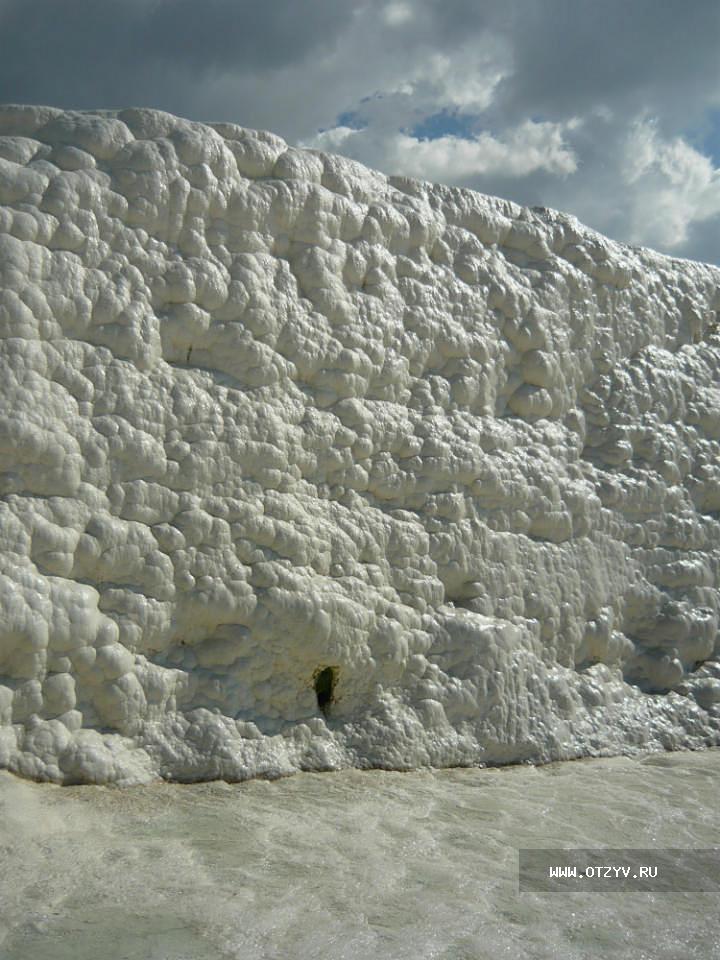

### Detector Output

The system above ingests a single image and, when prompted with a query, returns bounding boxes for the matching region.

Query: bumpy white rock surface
[0,105,719,785]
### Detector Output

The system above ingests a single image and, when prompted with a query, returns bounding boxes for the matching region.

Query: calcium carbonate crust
[0,104,719,785]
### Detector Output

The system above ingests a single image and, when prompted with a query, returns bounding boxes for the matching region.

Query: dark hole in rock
[314,666,336,715]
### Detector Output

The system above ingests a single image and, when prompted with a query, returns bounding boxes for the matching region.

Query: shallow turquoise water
[1,750,719,959]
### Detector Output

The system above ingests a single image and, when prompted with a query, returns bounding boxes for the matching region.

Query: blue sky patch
[686,108,720,166]
[336,110,368,130]
[411,110,479,141]
[700,110,720,166]
[318,110,368,134]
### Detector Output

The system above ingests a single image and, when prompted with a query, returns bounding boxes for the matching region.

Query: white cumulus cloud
[620,118,720,250]
[382,2,413,26]
[307,118,579,181]
[1,0,720,262]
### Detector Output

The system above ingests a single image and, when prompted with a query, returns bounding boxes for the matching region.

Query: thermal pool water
[1,750,718,960]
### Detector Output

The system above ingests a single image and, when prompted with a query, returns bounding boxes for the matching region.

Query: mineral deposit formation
[0,105,719,785]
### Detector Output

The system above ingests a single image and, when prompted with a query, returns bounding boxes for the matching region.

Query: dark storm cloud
[3,0,718,138]
[0,0,719,261]
[0,0,349,114]
[485,0,720,128]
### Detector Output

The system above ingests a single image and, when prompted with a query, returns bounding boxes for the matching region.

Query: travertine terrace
[0,105,719,784]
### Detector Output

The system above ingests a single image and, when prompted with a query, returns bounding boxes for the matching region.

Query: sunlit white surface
[1,751,718,959]
[1,106,720,784]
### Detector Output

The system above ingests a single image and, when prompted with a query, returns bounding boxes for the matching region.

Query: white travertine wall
[0,105,719,785]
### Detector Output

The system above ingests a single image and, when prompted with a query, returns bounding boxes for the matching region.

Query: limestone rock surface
[0,105,719,784]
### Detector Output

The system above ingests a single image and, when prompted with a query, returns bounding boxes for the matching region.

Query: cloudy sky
[1,0,719,263]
